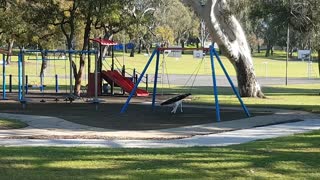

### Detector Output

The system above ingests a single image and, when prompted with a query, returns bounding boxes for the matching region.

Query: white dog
[171,100,183,114]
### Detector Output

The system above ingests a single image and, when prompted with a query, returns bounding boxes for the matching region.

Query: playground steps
[101,70,149,97]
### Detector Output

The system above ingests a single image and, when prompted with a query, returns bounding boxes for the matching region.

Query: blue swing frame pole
[55,74,59,93]
[2,54,7,100]
[21,49,26,103]
[16,49,98,102]
[18,51,22,101]
[212,48,251,117]
[209,46,221,122]
[152,48,160,111]
[120,48,158,113]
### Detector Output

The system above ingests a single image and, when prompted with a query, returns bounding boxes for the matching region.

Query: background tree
[26,0,131,95]
[94,0,134,57]
[182,0,264,97]
[154,0,199,48]
[154,25,175,45]
[123,0,156,57]
[0,0,26,64]
[22,1,64,77]
[310,0,320,77]
[1,0,318,97]
[250,0,314,56]
[24,0,81,94]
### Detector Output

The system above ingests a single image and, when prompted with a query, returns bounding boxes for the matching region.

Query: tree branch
[181,0,204,16]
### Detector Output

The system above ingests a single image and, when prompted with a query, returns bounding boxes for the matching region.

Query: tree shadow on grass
[0,130,320,179]
[261,86,319,96]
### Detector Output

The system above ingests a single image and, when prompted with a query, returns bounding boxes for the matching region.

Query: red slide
[101,70,149,97]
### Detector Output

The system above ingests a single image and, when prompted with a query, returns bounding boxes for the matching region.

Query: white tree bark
[182,0,264,97]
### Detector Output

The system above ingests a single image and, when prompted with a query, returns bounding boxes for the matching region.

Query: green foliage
[21,1,63,49]
[155,25,174,44]
[248,0,319,50]
[0,1,27,46]
[94,0,134,36]
[154,0,199,45]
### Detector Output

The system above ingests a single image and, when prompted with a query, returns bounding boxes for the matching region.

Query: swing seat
[160,93,191,106]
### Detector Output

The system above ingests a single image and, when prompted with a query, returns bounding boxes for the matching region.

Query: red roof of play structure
[90,38,118,46]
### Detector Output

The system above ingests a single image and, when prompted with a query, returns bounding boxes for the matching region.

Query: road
[153,74,320,87]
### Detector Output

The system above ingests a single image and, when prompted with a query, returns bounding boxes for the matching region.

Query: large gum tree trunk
[183,0,264,97]
[73,56,85,96]
[6,39,14,64]
[39,50,48,77]
[73,12,92,96]
[318,49,320,77]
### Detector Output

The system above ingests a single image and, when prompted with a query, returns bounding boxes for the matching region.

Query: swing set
[25,52,67,87]
[120,45,251,122]
[158,47,208,95]
[17,49,97,103]
[157,48,208,113]
[1,49,10,100]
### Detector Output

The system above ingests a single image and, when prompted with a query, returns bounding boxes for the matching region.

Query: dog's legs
[171,101,180,114]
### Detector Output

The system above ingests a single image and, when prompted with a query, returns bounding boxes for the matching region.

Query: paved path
[0,106,318,140]
[1,119,319,148]
[0,105,319,148]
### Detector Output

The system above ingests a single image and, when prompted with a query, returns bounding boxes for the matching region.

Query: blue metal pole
[120,48,158,113]
[212,48,251,117]
[25,75,28,94]
[40,74,44,93]
[2,54,6,100]
[55,74,59,93]
[18,52,22,101]
[21,49,26,102]
[152,49,160,111]
[209,46,221,122]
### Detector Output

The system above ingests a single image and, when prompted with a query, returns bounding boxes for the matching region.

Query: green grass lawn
[2,50,319,86]
[0,119,27,129]
[0,130,319,179]
[0,50,319,179]
[121,51,319,78]
[112,50,319,78]
[156,84,320,113]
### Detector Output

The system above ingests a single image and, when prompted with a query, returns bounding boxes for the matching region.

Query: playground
[0,45,253,124]
[0,45,319,179]
[1,0,320,179]
[0,29,319,180]
[0,44,319,132]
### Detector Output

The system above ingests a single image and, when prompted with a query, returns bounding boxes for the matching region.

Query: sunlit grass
[116,50,319,78]
[0,130,319,179]
[1,50,319,179]
[155,84,320,113]
[2,50,319,87]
